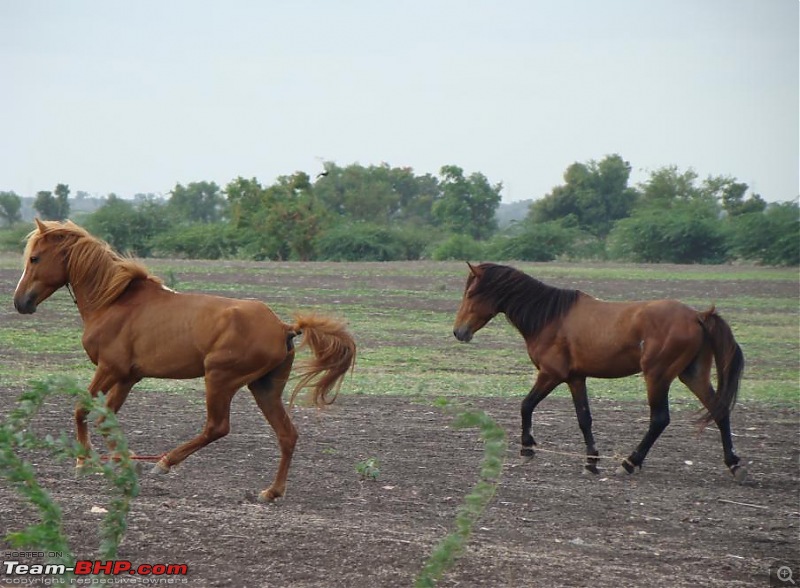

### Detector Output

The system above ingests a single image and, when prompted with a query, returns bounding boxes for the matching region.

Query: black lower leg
[520,388,546,457]
[520,395,537,457]
[574,398,599,474]
[716,414,742,472]
[624,398,670,471]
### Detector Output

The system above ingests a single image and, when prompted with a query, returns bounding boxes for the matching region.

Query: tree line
[0,156,797,265]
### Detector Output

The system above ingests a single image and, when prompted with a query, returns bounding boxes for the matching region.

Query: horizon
[1,1,798,203]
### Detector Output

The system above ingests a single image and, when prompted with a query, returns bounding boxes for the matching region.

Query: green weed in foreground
[0,377,139,571]
[415,399,506,587]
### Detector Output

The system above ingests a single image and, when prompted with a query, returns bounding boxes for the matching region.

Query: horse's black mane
[473,263,580,336]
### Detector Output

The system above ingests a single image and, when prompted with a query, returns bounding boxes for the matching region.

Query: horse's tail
[697,307,744,425]
[288,312,356,407]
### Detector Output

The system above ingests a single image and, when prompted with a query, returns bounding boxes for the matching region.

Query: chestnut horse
[13,219,356,501]
[453,262,746,481]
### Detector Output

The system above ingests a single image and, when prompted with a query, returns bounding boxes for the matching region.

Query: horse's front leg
[520,373,559,460]
[96,379,138,458]
[567,377,600,474]
[75,367,118,468]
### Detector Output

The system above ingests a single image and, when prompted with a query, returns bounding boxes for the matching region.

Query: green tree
[0,191,22,226]
[432,165,502,240]
[85,194,170,256]
[225,177,266,229]
[608,166,732,263]
[717,180,767,217]
[313,162,441,225]
[529,154,638,237]
[168,181,225,223]
[242,172,329,260]
[34,184,70,221]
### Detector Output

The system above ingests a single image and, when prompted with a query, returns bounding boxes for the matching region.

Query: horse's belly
[573,342,642,378]
[133,347,206,380]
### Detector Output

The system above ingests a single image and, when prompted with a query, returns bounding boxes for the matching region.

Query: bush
[150,223,242,259]
[485,220,585,262]
[316,222,420,261]
[429,234,487,261]
[0,224,33,254]
[607,205,729,264]
[84,196,171,257]
[726,202,799,266]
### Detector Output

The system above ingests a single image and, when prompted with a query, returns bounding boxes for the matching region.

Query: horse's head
[13,219,72,314]
[453,262,498,342]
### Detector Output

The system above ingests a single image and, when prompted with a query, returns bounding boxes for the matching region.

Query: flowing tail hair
[698,307,744,425]
[288,313,356,408]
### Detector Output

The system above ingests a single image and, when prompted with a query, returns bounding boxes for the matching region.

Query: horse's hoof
[257,488,283,503]
[582,464,600,476]
[730,464,748,483]
[519,447,535,465]
[150,459,170,475]
[615,459,638,476]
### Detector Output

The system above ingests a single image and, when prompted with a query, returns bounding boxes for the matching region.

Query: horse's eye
[30,255,40,264]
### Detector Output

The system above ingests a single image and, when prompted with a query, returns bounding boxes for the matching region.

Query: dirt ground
[0,259,798,587]
[0,390,797,587]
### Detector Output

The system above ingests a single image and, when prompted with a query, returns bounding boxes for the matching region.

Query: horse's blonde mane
[27,220,161,310]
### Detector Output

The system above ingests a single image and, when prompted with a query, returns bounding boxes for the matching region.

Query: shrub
[607,205,729,264]
[486,220,585,262]
[150,223,242,259]
[726,202,799,266]
[316,222,417,261]
[430,234,486,261]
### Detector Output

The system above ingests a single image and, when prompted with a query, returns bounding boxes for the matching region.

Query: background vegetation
[0,155,796,265]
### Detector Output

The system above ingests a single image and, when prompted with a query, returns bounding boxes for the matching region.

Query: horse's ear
[466,262,482,278]
[35,218,46,233]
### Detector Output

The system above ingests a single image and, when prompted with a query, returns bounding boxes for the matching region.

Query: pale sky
[1,0,797,203]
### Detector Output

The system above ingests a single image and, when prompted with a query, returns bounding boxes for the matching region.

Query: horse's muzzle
[453,325,473,343]
[13,292,37,314]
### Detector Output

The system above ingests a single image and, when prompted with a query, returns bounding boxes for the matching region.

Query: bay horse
[452,262,746,481]
[13,219,356,501]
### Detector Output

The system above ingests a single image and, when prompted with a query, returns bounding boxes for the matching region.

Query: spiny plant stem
[0,376,140,571]
[415,400,506,587]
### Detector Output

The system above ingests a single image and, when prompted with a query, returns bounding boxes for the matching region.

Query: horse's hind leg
[248,353,297,502]
[567,377,600,474]
[619,379,671,474]
[152,372,237,475]
[679,357,746,481]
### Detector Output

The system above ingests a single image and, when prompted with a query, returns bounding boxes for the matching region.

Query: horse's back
[84,283,291,382]
[556,296,704,378]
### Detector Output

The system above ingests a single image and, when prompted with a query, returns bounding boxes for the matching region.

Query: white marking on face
[15,267,27,294]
